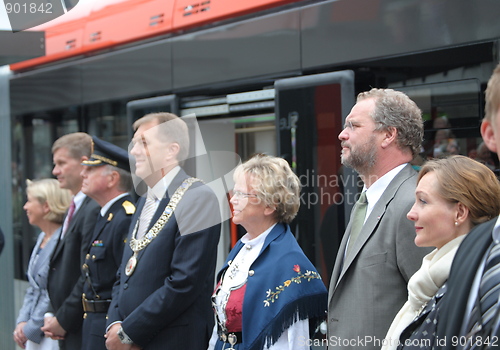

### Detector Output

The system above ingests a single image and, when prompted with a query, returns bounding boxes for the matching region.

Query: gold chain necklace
[125,177,201,276]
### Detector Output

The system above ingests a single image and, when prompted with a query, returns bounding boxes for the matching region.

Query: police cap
[82,136,130,172]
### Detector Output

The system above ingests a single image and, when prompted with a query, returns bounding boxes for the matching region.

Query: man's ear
[481,119,498,153]
[167,142,180,159]
[108,170,120,188]
[381,126,397,148]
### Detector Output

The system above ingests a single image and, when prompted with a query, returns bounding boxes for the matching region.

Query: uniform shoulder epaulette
[122,200,136,215]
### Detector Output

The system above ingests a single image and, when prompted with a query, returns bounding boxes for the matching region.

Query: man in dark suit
[105,113,221,350]
[42,132,100,350]
[436,63,500,349]
[80,136,135,350]
[327,88,432,349]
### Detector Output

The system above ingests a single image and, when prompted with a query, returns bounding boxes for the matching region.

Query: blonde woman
[14,179,71,350]
[209,154,327,350]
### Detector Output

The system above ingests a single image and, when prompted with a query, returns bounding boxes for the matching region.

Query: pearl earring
[455,221,458,226]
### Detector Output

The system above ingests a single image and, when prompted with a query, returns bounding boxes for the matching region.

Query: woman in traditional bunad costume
[209,154,327,350]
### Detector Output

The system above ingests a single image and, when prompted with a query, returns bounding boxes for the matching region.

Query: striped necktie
[465,241,500,349]
[136,192,157,239]
[346,191,368,256]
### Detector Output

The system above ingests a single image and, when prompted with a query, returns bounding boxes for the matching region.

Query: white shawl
[382,235,466,350]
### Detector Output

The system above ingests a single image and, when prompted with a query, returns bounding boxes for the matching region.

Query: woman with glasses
[208,154,327,350]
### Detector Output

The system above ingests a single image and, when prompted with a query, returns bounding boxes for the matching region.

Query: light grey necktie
[346,191,368,256]
[136,192,157,239]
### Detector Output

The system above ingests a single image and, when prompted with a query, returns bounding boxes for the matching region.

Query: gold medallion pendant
[125,253,138,276]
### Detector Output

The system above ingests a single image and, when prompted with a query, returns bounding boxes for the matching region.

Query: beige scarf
[382,235,466,350]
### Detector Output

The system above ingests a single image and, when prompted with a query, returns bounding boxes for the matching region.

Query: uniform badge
[122,201,136,215]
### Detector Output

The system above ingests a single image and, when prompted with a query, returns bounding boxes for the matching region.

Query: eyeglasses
[343,121,355,130]
[232,190,258,199]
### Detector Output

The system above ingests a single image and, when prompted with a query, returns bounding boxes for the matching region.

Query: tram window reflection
[394,80,494,170]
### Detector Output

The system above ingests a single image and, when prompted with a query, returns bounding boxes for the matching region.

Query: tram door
[195,113,277,273]
[275,71,356,283]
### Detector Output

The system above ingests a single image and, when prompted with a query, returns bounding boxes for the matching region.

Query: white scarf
[382,235,466,350]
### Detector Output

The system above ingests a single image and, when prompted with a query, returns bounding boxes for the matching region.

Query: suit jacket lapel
[91,214,107,241]
[123,197,144,281]
[51,196,91,262]
[93,199,128,244]
[127,170,189,268]
[437,218,496,342]
[33,228,61,287]
[338,196,387,282]
[27,235,43,286]
[146,169,188,232]
[333,164,416,289]
[34,229,58,269]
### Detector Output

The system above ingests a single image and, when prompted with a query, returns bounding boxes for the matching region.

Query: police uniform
[80,137,136,350]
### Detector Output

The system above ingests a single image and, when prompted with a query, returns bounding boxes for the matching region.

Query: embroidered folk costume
[211,223,327,350]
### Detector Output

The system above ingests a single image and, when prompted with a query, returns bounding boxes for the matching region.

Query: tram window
[85,100,129,149]
[11,115,61,280]
[32,119,57,179]
[233,114,277,161]
[394,80,491,168]
[12,120,28,280]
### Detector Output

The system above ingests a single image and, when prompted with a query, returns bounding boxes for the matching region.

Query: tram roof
[0,30,44,66]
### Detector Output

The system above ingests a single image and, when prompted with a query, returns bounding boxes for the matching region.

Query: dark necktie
[465,241,500,349]
[346,191,368,256]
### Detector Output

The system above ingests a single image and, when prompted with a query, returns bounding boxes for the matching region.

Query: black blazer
[107,169,221,350]
[435,218,497,350]
[47,195,100,350]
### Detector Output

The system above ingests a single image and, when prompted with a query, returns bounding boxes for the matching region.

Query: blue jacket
[17,228,61,343]
[215,223,328,350]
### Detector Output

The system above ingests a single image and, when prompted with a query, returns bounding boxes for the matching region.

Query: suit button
[124,283,128,290]
[248,270,254,276]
